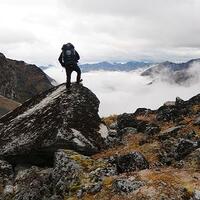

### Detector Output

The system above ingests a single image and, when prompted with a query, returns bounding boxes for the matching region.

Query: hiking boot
[66,83,71,89]
[76,79,83,84]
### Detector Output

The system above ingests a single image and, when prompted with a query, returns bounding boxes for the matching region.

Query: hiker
[58,43,82,88]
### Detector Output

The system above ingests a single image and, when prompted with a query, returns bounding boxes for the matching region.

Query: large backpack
[62,43,76,65]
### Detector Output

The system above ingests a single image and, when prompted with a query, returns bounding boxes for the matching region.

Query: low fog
[44,64,200,117]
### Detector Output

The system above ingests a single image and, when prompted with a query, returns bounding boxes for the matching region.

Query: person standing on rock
[58,43,82,89]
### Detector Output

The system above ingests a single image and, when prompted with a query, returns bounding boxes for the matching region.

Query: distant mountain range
[41,58,200,86]
[40,61,152,72]
[141,58,200,85]
[80,61,152,72]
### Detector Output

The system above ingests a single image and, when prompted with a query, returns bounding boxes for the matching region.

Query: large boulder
[0,84,108,165]
[110,151,149,173]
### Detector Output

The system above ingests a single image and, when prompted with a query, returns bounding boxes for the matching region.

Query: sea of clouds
[44,63,200,117]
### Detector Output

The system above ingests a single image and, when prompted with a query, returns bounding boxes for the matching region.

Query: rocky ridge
[0,84,200,199]
[0,84,108,166]
[0,53,53,103]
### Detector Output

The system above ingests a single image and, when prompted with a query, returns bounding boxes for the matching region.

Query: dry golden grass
[136,114,156,122]
[102,114,118,126]
[0,95,21,110]
[139,168,200,192]
[93,133,160,166]
[192,105,200,113]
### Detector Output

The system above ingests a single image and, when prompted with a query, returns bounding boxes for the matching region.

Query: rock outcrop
[0,77,200,199]
[0,84,108,166]
[0,52,53,103]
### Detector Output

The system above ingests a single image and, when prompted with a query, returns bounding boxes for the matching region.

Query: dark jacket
[58,50,80,66]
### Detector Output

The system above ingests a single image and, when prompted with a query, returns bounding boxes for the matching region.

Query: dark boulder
[0,84,108,165]
[117,113,136,130]
[187,94,200,106]
[156,105,185,122]
[111,151,149,173]
[134,108,154,116]
[174,139,198,160]
[117,113,149,133]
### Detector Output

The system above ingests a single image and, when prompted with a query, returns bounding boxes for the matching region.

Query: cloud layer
[45,65,200,117]
[0,0,200,65]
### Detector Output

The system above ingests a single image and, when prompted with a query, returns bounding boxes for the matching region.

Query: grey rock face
[0,84,107,165]
[113,179,144,193]
[13,167,53,200]
[53,150,82,195]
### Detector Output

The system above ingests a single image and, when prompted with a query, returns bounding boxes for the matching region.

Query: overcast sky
[0,0,200,65]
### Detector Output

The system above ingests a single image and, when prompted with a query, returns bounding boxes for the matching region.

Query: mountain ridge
[0,52,53,103]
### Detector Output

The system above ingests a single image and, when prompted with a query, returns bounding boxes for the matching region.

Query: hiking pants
[65,64,81,88]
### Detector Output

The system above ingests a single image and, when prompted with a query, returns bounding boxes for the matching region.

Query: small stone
[108,130,118,137]
[192,190,200,200]
[159,125,184,140]
[49,195,63,200]
[193,116,200,126]
[77,189,84,199]
[120,127,137,135]
[3,184,14,195]
[88,182,102,194]
[109,122,118,130]
[145,124,160,135]
[113,178,144,193]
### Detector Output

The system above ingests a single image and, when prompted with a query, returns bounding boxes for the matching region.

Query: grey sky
[0,0,200,65]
